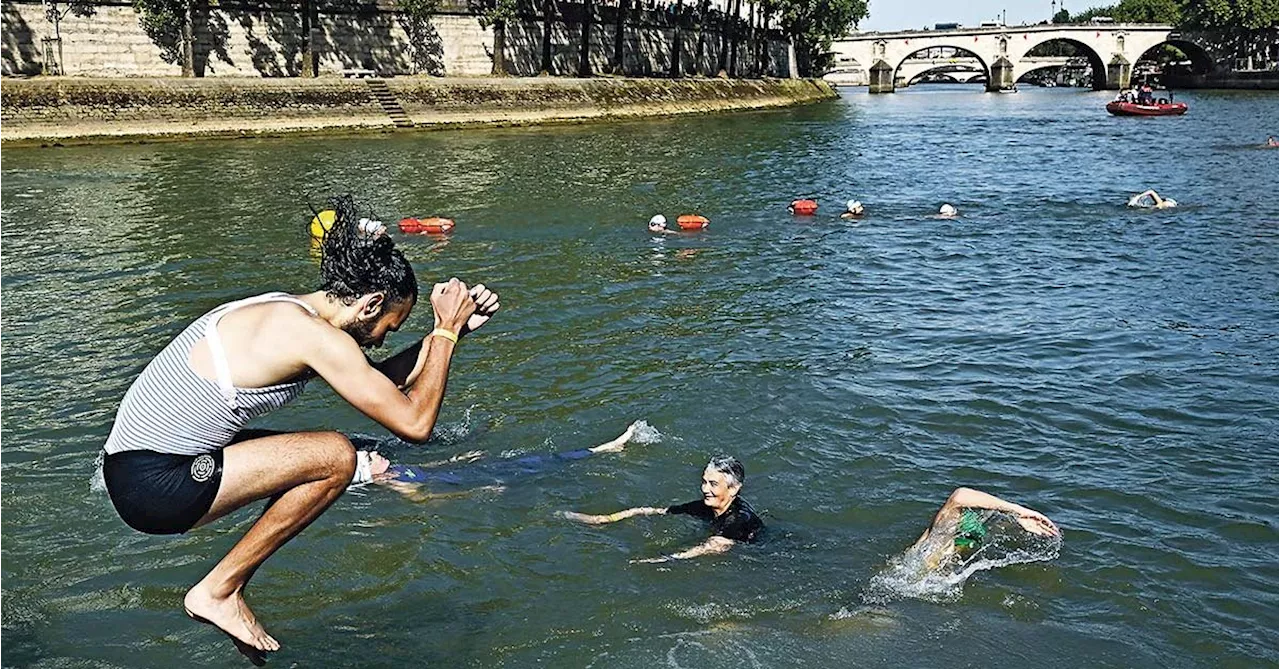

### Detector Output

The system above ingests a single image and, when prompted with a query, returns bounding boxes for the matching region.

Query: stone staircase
[365,79,414,129]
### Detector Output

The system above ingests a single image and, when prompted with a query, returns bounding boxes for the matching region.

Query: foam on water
[862,514,1063,604]
[627,419,663,444]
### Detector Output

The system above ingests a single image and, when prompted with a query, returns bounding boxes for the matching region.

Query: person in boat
[1128,189,1178,209]
[1138,83,1155,105]
[559,455,764,563]
[352,423,643,500]
[938,203,959,218]
[907,487,1060,572]
[100,195,500,661]
[841,200,866,219]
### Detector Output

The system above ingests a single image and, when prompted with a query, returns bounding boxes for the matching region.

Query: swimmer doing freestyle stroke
[100,195,499,662]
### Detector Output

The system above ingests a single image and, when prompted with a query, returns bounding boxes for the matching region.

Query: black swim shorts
[102,449,224,535]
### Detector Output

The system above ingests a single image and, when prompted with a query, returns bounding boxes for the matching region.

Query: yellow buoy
[309,210,337,242]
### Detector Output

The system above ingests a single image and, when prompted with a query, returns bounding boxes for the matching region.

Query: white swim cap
[939,204,957,216]
[847,200,863,212]
[357,217,385,235]
[649,215,667,226]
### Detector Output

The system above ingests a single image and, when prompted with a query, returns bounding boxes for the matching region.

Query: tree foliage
[1070,0,1181,23]
[778,0,868,76]
[132,0,185,64]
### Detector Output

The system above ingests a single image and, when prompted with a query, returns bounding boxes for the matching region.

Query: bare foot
[184,584,280,653]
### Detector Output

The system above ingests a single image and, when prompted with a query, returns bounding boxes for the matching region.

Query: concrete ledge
[0,77,837,146]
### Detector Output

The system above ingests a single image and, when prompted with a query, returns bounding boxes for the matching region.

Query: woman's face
[700,466,741,511]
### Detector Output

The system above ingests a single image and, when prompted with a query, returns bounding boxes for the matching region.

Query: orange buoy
[399,217,455,234]
[789,199,818,215]
[676,214,710,230]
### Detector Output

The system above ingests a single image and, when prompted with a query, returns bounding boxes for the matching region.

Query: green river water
[2,84,1277,667]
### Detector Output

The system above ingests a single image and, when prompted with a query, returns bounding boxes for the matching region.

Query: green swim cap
[954,509,987,549]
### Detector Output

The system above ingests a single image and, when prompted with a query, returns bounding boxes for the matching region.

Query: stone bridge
[882,55,1075,86]
[825,23,1217,92]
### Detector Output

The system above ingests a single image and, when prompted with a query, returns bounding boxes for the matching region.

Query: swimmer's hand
[630,556,670,564]
[460,284,500,337]
[1012,507,1060,537]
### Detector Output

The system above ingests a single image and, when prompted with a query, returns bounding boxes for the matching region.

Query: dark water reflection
[2,85,1277,667]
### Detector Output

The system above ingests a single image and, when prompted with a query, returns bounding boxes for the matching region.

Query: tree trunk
[746,0,755,77]
[668,0,683,77]
[727,0,742,76]
[577,0,592,76]
[611,0,627,74]
[715,1,730,76]
[301,0,315,77]
[693,0,709,76]
[181,0,194,77]
[540,0,554,74]
[493,18,507,75]
[759,9,771,76]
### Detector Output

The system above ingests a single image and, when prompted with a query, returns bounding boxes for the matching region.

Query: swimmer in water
[938,203,958,218]
[1128,189,1178,209]
[351,423,643,500]
[909,487,1059,571]
[560,455,764,563]
[1266,136,1278,148]
[648,215,679,235]
[841,200,865,219]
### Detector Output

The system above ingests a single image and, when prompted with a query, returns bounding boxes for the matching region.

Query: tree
[669,0,684,76]
[1052,8,1071,22]
[777,0,868,77]
[693,0,711,75]
[578,0,593,76]
[611,0,628,73]
[540,0,556,74]
[477,0,517,75]
[398,0,442,74]
[133,0,192,74]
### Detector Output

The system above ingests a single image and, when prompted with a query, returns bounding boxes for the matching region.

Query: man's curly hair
[314,195,418,305]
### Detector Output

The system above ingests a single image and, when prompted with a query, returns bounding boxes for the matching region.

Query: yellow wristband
[430,328,459,344]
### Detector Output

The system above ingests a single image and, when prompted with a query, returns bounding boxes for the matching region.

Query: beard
[341,318,381,349]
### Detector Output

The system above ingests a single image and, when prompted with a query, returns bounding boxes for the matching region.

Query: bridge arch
[905,65,986,86]
[1014,37,1108,89]
[893,46,990,90]
[1135,39,1215,75]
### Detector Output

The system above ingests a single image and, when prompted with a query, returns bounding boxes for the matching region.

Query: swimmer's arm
[380,480,504,502]
[632,536,734,563]
[559,507,667,524]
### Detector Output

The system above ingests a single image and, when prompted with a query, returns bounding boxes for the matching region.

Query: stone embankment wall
[0,77,836,145]
[2,0,790,78]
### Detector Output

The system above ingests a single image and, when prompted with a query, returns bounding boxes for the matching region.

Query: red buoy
[676,215,710,230]
[789,199,818,215]
[399,217,455,234]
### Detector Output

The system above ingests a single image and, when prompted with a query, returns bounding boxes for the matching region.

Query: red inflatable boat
[1105,100,1188,116]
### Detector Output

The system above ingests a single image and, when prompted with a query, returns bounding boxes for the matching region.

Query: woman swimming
[559,455,764,563]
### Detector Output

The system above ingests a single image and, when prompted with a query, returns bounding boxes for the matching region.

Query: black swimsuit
[667,497,764,542]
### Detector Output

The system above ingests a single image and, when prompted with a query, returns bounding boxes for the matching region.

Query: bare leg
[182,431,356,656]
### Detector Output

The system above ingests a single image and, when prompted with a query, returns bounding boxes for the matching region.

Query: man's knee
[315,431,357,481]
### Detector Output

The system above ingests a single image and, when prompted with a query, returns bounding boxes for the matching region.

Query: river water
[2,84,1277,667]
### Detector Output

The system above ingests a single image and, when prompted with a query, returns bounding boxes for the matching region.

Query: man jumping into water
[100,196,499,660]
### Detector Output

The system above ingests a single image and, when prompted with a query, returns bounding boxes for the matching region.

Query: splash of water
[628,420,663,444]
[862,514,1062,604]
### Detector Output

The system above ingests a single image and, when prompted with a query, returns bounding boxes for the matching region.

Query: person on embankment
[99,195,499,661]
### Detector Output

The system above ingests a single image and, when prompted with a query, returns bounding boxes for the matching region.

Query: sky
[858,0,1086,32]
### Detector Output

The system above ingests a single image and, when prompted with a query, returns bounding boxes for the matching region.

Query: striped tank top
[103,292,318,456]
